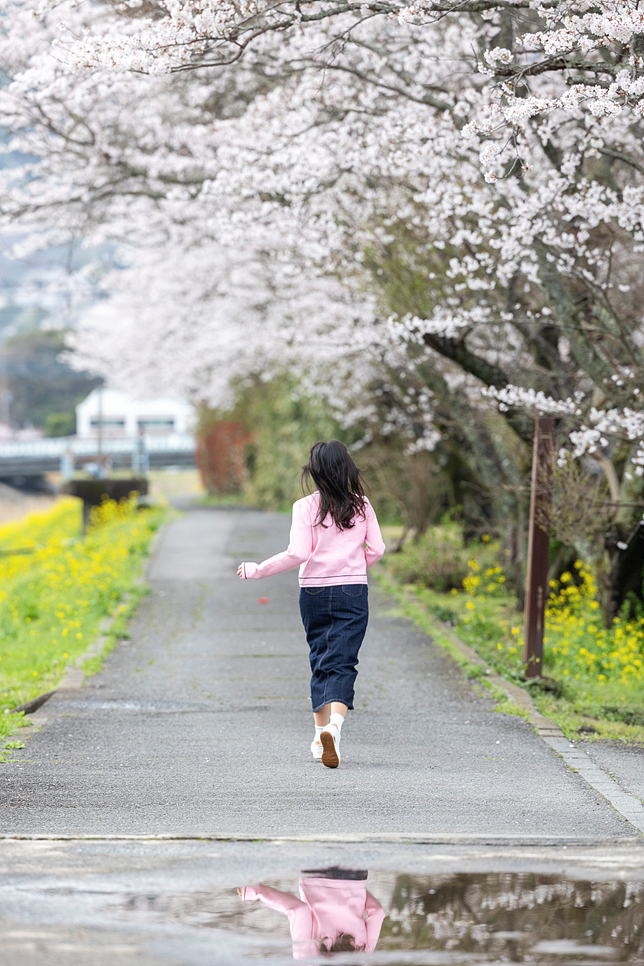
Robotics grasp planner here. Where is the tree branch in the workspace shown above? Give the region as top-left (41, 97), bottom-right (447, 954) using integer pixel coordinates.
top-left (421, 331), bottom-right (534, 442)
top-left (598, 146), bottom-right (644, 178)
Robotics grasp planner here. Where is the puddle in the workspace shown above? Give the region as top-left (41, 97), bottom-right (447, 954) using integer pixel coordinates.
top-left (3, 845), bottom-right (644, 966)
top-left (100, 868), bottom-right (644, 964)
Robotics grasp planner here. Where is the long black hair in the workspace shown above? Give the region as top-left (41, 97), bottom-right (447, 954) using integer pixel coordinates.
top-left (301, 440), bottom-right (366, 530)
top-left (319, 933), bottom-right (366, 954)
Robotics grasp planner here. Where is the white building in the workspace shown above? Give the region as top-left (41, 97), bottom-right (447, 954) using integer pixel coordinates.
top-left (76, 389), bottom-right (195, 438)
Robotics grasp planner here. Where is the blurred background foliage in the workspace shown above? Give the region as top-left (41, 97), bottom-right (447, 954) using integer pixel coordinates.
top-left (197, 374), bottom-right (343, 512)
top-left (196, 370), bottom-right (530, 599)
top-left (197, 372), bottom-right (506, 531)
top-left (0, 329), bottom-right (100, 435)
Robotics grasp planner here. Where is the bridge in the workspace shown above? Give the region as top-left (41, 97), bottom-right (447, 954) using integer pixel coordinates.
top-left (0, 434), bottom-right (196, 483)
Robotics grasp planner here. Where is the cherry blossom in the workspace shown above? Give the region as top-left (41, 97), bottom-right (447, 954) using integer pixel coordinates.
top-left (2, 0), bottom-right (644, 521)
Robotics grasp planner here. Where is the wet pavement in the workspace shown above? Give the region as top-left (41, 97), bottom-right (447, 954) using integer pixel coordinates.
top-left (2, 508), bottom-right (644, 963)
top-left (1, 839), bottom-right (644, 965)
top-left (579, 742), bottom-right (644, 804)
top-left (0, 508), bottom-right (639, 838)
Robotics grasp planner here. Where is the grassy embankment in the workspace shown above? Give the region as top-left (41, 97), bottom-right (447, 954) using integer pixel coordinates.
top-left (379, 524), bottom-right (644, 742)
top-left (0, 497), bottom-right (166, 758)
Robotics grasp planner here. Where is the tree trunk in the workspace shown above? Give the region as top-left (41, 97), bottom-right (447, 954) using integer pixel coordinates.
top-left (605, 525), bottom-right (644, 622)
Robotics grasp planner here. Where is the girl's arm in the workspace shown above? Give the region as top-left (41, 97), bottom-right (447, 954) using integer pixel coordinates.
top-left (240, 500), bottom-right (312, 579)
top-left (364, 891), bottom-right (386, 951)
top-left (240, 885), bottom-right (314, 939)
top-left (364, 503), bottom-right (386, 569)
top-left (240, 884), bottom-right (307, 914)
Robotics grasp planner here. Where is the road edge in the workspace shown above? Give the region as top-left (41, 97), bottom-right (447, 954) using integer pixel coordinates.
top-left (10, 520), bottom-right (168, 745)
top-left (378, 577), bottom-right (644, 836)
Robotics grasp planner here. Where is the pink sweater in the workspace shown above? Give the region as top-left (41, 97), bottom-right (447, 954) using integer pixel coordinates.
top-left (240, 493), bottom-right (385, 587)
top-left (241, 878), bottom-right (385, 959)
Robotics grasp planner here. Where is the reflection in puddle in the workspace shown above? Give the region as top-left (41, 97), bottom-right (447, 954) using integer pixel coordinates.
top-left (118, 868), bottom-right (644, 963)
top-left (239, 866), bottom-right (384, 958)
top-left (380, 872), bottom-right (643, 963)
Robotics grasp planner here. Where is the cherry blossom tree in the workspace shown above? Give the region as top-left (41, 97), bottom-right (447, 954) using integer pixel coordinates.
top-left (4, 0), bottom-right (644, 610)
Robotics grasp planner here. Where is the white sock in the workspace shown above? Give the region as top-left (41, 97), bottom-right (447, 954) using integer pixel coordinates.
top-left (329, 712), bottom-right (344, 733)
top-left (314, 725), bottom-right (324, 739)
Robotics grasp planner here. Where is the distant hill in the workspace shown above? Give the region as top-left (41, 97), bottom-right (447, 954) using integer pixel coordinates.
top-left (0, 329), bottom-right (101, 433)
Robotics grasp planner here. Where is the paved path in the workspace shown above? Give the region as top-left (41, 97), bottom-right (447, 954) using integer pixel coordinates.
top-left (0, 509), bottom-right (638, 837)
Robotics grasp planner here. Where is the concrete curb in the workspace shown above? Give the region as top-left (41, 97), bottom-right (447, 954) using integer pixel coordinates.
top-left (425, 614), bottom-right (644, 835)
top-left (0, 832), bottom-right (638, 846)
top-left (14, 601), bottom-right (134, 741)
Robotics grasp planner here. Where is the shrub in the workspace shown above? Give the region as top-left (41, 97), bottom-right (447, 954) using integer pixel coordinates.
top-left (388, 525), bottom-right (474, 592)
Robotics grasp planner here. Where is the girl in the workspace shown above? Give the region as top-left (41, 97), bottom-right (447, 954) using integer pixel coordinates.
top-left (238, 868), bottom-right (385, 959)
top-left (238, 440), bottom-right (385, 768)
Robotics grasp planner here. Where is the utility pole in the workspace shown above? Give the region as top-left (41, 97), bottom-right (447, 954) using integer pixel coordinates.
top-left (0, 357), bottom-right (11, 427)
top-left (96, 382), bottom-right (109, 479)
top-left (97, 383), bottom-right (104, 460)
top-left (523, 416), bottom-right (555, 678)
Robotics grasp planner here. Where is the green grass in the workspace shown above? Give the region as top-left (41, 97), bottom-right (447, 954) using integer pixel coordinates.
top-left (531, 691), bottom-right (644, 742)
top-left (378, 561), bottom-right (644, 743)
top-left (196, 492), bottom-right (251, 507)
top-left (0, 498), bottom-right (166, 756)
top-left (80, 583), bottom-right (150, 679)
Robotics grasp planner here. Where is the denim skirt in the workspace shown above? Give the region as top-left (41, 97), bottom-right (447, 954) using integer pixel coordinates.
top-left (299, 584), bottom-right (369, 712)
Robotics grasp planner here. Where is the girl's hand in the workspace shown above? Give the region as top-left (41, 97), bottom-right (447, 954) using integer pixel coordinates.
top-left (237, 565), bottom-right (244, 579)
top-left (237, 887), bottom-right (243, 897)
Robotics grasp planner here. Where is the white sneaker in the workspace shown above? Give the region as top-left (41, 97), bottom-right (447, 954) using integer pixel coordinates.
top-left (320, 725), bottom-right (341, 768)
top-left (311, 737), bottom-right (323, 760)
